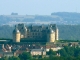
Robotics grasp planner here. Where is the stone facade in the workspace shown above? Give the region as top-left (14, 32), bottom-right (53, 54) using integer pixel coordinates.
top-left (31, 49), bottom-right (46, 56)
top-left (13, 24), bottom-right (59, 42)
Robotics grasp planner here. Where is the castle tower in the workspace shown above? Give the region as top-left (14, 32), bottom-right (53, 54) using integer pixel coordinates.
top-left (23, 25), bottom-right (27, 38)
top-left (17, 24), bottom-right (27, 38)
top-left (47, 28), bottom-right (55, 42)
top-left (13, 25), bottom-right (20, 42)
top-left (55, 28), bottom-right (59, 40)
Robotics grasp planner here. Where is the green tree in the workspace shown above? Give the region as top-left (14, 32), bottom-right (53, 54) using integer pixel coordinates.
top-left (47, 49), bottom-right (56, 55)
top-left (18, 52), bottom-right (31, 60)
top-left (1, 56), bottom-right (8, 60)
top-left (58, 48), bottom-right (68, 57)
top-left (9, 56), bottom-right (20, 60)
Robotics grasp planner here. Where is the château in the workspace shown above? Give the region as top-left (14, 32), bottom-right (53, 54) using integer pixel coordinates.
top-left (13, 24), bottom-right (58, 42)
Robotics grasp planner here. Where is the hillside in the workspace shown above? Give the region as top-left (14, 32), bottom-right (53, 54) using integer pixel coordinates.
top-left (0, 12), bottom-right (80, 25)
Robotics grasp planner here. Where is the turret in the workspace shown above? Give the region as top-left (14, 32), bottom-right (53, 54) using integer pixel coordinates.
top-left (23, 25), bottom-right (27, 38)
top-left (17, 24), bottom-right (27, 38)
top-left (55, 27), bottom-right (59, 40)
top-left (13, 25), bottom-right (20, 42)
top-left (47, 28), bottom-right (55, 42)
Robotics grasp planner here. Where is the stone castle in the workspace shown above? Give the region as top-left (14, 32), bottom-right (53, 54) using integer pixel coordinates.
top-left (13, 24), bottom-right (58, 42)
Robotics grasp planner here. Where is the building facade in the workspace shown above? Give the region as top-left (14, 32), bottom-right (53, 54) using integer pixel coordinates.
top-left (13, 24), bottom-right (58, 42)
top-left (31, 49), bottom-right (46, 56)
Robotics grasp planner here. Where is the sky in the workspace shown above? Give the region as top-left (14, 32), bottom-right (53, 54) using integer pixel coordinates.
top-left (0, 0), bottom-right (80, 15)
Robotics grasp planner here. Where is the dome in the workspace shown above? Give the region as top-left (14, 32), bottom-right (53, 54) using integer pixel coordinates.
top-left (49, 28), bottom-right (54, 33)
top-left (13, 28), bottom-right (20, 33)
top-left (50, 29), bottom-right (54, 33)
top-left (13, 25), bottom-right (20, 33)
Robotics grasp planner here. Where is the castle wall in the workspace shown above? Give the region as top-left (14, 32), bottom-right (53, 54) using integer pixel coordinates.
top-left (26, 32), bottom-right (47, 40)
top-left (13, 33), bottom-right (20, 42)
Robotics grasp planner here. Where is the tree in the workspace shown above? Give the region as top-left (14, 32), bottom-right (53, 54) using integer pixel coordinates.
top-left (9, 56), bottom-right (20, 60)
top-left (18, 52), bottom-right (32, 60)
top-left (1, 56), bottom-right (8, 60)
top-left (47, 49), bottom-right (56, 55)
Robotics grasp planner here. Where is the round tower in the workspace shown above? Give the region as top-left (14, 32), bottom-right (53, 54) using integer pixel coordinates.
top-left (23, 25), bottom-right (27, 38)
top-left (47, 28), bottom-right (55, 42)
top-left (13, 26), bottom-right (20, 42)
top-left (55, 28), bottom-right (59, 40)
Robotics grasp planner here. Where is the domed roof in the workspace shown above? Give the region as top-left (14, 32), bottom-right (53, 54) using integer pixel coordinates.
top-left (49, 28), bottom-right (54, 33)
top-left (50, 29), bottom-right (54, 33)
top-left (13, 25), bottom-right (20, 33)
top-left (13, 28), bottom-right (20, 33)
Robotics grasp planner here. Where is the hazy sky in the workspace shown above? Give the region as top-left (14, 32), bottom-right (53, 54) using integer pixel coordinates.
top-left (0, 0), bottom-right (80, 15)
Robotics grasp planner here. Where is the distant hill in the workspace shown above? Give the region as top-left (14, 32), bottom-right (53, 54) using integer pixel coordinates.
top-left (0, 12), bottom-right (80, 25)
top-left (51, 12), bottom-right (80, 18)
top-left (51, 12), bottom-right (80, 24)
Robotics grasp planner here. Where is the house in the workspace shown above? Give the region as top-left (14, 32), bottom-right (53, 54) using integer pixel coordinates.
top-left (31, 49), bottom-right (46, 56)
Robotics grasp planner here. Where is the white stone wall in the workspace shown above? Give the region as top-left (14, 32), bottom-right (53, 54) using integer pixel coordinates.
top-left (16, 33), bottom-right (20, 42)
top-left (31, 51), bottom-right (42, 55)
